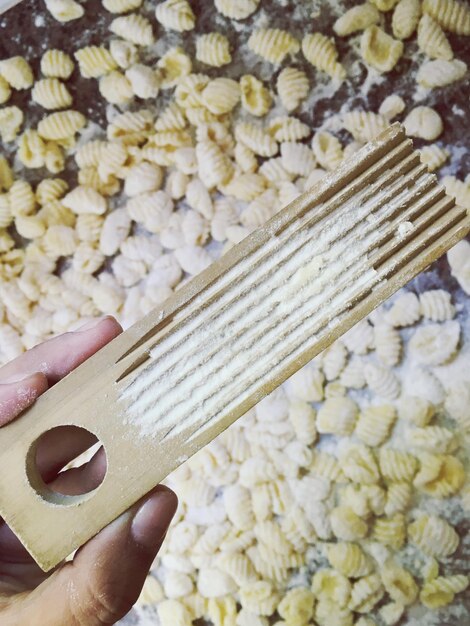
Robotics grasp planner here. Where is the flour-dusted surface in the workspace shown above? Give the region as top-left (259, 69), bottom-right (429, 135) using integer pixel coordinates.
top-left (1, 0), bottom-right (470, 624)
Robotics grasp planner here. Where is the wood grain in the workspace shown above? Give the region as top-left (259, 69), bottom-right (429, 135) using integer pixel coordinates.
top-left (0, 123), bottom-right (467, 572)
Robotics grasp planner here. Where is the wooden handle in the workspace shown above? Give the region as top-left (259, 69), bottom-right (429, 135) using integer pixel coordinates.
top-left (0, 123), bottom-right (467, 572)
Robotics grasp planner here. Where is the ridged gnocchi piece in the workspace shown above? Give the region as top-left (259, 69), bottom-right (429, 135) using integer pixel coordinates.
top-left (44, 0), bottom-right (84, 22)
top-left (276, 67), bottom-right (309, 112)
top-left (155, 0), bottom-right (196, 31)
top-left (32, 78), bottom-right (72, 110)
top-left (110, 14), bottom-right (155, 45)
top-left (418, 14), bottom-right (453, 60)
top-left (196, 33), bottom-right (232, 67)
top-left (102, 0), bottom-right (142, 13)
top-left (422, 0), bottom-right (470, 35)
top-left (214, 0), bottom-right (260, 19)
top-left (317, 396), bottom-right (358, 436)
top-left (342, 111), bottom-right (390, 142)
top-left (420, 575), bottom-right (469, 608)
top-left (392, 0), bottom-right (421, 39)
top-left (37, 110), bottom-right (86, 140)
top-left (364, 362), bottom-right (400, 399)
top-left (408, 513), bottom-right (459, 557)
top-left (327, 542), bottom-right (374, 578)
top-left (240, 75), bottom-right (272, 117)
top-left (312, 131), bottom-right (343, 171)
top-left (334, 3), bottom-right (380, 36)
top-left (40, 49), bottom-right (74, 79)
top-left (248, 29), bottom-right (300, 65)
top-left (360, 26), bottom-right (404, 73)
top-left (416, 58), bottom-right (467, 88)
top-left (75, 45), bottom-right (117, 78)
top-left (409, 320), bottom-right (460, 366)
top-left (418, 144), bottom-right (450, 173)
top-left (302, 33), bottom-right (346, 80)
top-left (0, 56), bottom-right (33, 90)
top-left (356, 404), bottom-right (397, 446)
top-left (0, 106), bottom-right (24, 142)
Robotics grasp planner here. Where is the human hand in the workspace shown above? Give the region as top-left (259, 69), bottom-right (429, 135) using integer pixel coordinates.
top-left (0, 316), bottom-right (177, 626)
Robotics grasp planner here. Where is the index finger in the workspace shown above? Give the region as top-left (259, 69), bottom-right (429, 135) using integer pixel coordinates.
top-left (0, 316), bottom-right (123, 386)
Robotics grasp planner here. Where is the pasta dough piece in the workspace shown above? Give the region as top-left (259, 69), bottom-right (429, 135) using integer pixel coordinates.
top-left (373, 514), bottom-right (406, 549)
top-left (385, 291), bottom-right (421, 326)
top-left (214, 0), bottom-right (259, 19)
top-left (414, 452), bottom-right (464, 496)
top-left (420, 575), bottom-right (469, 608)
top-left (416, 59), bottom-right (467, 87)
top-left (235, 122), bottom-right (278, 158)
top-left (334, 3), bottom-right (380, 36)
top-left (360, 26), bottom-right (404, 73)
top-left (373, 323), bottom-right (401, 366)
top-left (277, 588), bottom-right (315, 624)
top-left (419, 144), bottom-right (449, 172)
top-left (392, 0), bottom-right (421, 39)
top-left (32, 78), bottom-right (72, 110)
top-left (44, 0), bottom-right (84, 21)
top-left (196, 33), bottom-right (231, 67)
top-left (312, 131), bottom-right (343, 171)
top-left (109, 40), bottom-right (138, 70)
top-left (317, 396), bottom-right (358, 436)
top-left (103, 0), bottom-right (142, 12)
top-left (110, 14), bottom-right (155, 45)
top-left (0, 56), bottom-right (33, 90)
top-left (75, 46), bottom-right (117, 78)
top-left (379, 448), bottom-right (418, 481)
top-left (419, 289), bottom-right (455, 321)
top-left (422, 0), bottom-right (470, 35)
top-left (364, 363), bottom-right (400, 399)
top-left (155, 0), bottom-right (195, 32)
top-left (408, 320), bottom-right (460, 365)
top-left (408, 514), bottom-right (459, 558)
top-left (342, 111), bottom-right (389, 142)
top-left (327, 542), bottom-right (373, 578)
top-left (37, 110), bottom-right (86, 140)
top-left (248, 29), bottom-right (300, 65)
top-left (125, 64), bottom-right (160, 98)
top-left (0, 76), bottom-right (11, 104)
top-left (417, 14), bottom-right (453, 60)
top-left (370, 0), bottom-right (399, 9)
top-left (302, 33), bottom-right (346, 80)
top-left (63, 186), bottom-right (107, 215)
top-left (17, 130), bottom-right (47, 169)
top-left (330, 506), bottom-right (368, 541)
top-left (276, 68), bottom-right (309, 112)
top-left (355, 404), bottom-right (396, 446)
top-left (202, 78), bottom-right (240, 115)
top-left (403, 106), bottom-right (443, 141)
top-left (40, 49), bottom-right (74, 79)
top-left (378, 94), bottom-right (405, 120)
top-left (99, 71), bottom-right (133, 104)
top-left (240, 75), bottom-right (272, 117)
top-left (0, 106), bottom-right (24, 142)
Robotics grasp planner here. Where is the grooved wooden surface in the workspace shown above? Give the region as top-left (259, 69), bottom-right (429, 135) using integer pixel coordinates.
top-left (0, 124), bottom-right (468, 572)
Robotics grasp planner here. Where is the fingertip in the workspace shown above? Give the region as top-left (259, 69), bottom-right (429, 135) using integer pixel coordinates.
top-left (131, 487), bottom-right (178, 552)
top-left (0, 371), bottom-right (49, 426)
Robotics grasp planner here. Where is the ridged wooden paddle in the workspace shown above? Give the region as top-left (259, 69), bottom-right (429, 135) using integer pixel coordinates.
top-left (0, 123), bottom-right (468, 572)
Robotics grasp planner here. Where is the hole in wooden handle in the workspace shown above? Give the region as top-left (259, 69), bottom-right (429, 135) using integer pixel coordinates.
top-left (25, 425), bottom-right (107, 507)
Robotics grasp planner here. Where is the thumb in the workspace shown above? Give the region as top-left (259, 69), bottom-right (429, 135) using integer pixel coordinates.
top-left (14, 486), bottom-right (177, 626)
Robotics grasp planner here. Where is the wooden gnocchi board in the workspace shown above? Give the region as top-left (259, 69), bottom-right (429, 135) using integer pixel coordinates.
top-left (0, 123), bottom-right (468, 572)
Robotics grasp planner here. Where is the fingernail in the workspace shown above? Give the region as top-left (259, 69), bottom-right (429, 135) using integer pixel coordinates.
top-left (1, 372), bottom-right (42, 385)
top-left (76, 315), bottom-right (113, 332)
top-left (131, 490), bottom-right (177, 550)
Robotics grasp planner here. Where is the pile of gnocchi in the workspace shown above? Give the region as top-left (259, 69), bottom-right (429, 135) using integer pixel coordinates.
top-left (0, 0), bottom-right (470, 624)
